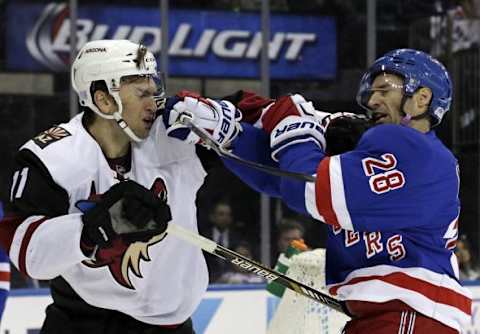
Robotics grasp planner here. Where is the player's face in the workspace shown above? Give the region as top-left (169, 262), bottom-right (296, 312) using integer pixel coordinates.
top-left (119, 77), bottom-right (158, 139)
top-left (367, 73), bottom-right (405, 125)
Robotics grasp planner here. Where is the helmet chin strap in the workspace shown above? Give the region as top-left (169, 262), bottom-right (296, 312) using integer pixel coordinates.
top-left (111, 94), bottom-right (143, 143)
top-left (88, 89), bottom-right (144, 142)
top-left (399, 94), bottom-right (430, 126)
top-left (399, 94), bottom-right (412, 126)
top-left (112, 111), bottom-right (142, 143)
top-left (400, 113), bottom-right (412, 126)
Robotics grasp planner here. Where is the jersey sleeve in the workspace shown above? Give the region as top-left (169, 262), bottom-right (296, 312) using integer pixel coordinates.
top-left (1, 149), bottom-right (88, 280)
top-left (0, 249), bottom-right (9, 321)
top-left (311, 125), bottom-right (459, 231)
top-left (277, 139), bottom-right (327, 219)
top-left (276, 124), bottom-right (459, 232)
top-left (222, 123), bottom-right (282, 197)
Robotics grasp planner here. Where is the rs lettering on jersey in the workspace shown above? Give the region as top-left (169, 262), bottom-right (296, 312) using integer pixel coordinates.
top-left (361, 153), bottom-right (406, 194)
top-left (345, 230), bottom-right (360, 247)
top-left (33, 126), bottom-right (71, 149)
top-left (387, 235), bottom-right (406, 261)
top-left (335, 228), bottom-right (407, 262)
top-left (364, 232), bottom-right (383, 258)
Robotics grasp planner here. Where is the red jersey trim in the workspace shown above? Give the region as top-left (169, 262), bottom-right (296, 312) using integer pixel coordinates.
top-left (315, 157), bottom-right (340, 228)
top-left (18, 217), bottom-right (48, 276)
top-left (329, 271), bottom-right (471, 315)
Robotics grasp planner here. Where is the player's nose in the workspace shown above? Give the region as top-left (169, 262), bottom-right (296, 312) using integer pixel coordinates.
top-left (145, 97), bottom-right (156, 113)
top-left (367, 92), bottom-right (381, 110)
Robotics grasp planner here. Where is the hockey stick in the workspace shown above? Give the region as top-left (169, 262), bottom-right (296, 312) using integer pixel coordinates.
top-left (179, 115), bottom-right (316, 183)
top-left (167, 223), bottom-right (351, 316)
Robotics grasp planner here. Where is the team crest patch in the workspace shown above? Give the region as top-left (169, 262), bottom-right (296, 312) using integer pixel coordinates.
top-left (81, 178), bottom-right (169, 290)
top-left (33, 126), bottom-right (71, 149)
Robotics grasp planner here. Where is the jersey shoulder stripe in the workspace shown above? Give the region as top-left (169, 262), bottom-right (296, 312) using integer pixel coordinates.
top-left (313, 155), bottom-right (353, 230)
top-left (0, 249), bottom-right (9, 291)
top-left (312, 124), bottom-right (458, 232)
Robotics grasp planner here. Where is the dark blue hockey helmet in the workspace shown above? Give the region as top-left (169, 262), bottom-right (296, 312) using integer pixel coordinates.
top-left (356, 49), bottom-right (452, 127)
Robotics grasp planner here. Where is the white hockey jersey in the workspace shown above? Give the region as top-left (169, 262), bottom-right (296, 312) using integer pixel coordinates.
top-left (4, 113), bottom-right (208, 325)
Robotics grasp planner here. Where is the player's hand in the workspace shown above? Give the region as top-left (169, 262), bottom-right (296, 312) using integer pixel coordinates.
top-left (270, 115), bottom-right (327, 162)
top-left (220, 90), bottom-right (274, 127)
top-left (259, 94), bottom-right (327, 161)
top-left (162, 90), bottom-right (242, 147)
top-left (76, 181), bottom-right (171, 256)
top-left (260, 94), bottom-right (327, 133)
top-left (269, 111), bottom-right (372, 160)
top-left (324, 112), bottom-right (373, 155)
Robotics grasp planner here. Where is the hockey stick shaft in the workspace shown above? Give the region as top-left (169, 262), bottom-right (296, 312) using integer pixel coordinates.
top-left (167, 223), bottom-right (350, 316)
top-left (179, 116), bottom-right (316, 183)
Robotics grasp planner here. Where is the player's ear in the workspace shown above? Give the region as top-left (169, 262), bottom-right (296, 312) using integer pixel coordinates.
top-left (94, 90), bottom-right (115, 115)
top-left (415, 87), bottom-right (432, 111)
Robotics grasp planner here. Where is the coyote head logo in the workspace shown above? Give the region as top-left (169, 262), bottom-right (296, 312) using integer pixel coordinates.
top-left (83, 178), bottom-right (168, 289)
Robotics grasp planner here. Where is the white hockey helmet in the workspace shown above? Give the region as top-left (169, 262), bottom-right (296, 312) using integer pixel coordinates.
top-left (71, 39), bottom-right (164, 142)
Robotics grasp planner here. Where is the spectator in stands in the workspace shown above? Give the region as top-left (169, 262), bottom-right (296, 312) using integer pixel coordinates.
top-left (200, 200), bottom-right (243, 282)
top-left (217, 241), bottom-right (265, 284)
top-left (275, 219), bottom-right (305, 256)
top-left (455, 234), bottom-right (480, 280)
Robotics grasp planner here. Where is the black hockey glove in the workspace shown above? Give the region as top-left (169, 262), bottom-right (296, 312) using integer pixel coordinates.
top-left (77, 180), bottom-right (171, 251)
top-left (324, 113), bottom-right (373, 156)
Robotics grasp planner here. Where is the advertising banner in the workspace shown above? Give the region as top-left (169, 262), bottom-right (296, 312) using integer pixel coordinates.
top-left (0, 286), bottom-right (271, 334)
top-left (6, 3), bottom-right (336, 79)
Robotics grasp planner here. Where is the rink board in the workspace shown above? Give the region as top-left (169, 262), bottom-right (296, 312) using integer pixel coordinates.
top-left (1, 283), bottom-right (479, 334)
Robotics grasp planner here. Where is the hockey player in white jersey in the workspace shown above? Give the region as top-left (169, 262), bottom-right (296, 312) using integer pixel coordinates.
top-left (0, 40), bottom-right (208, 333)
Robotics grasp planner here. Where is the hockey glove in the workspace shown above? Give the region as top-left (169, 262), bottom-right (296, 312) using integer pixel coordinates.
top-left (221, 90), bottom-right (274, 126)
top-left (269, 111), bottom-right (372, 160)
top-left (324, 112), bottom-right (373, 155)
top-left (162, 90), bottom-right (242, 148)
top-left (270, 115), bottom-right (327, 162)
top-left (76, 180), bottom-right (171, 256)
top-left (258, 94), bottom-right (322, 133)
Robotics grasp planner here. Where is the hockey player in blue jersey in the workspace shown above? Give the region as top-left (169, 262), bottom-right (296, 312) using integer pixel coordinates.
top-left (163, 49), bottom-right (472, 333)
top-left (0, 248), bottom-right (9, 321)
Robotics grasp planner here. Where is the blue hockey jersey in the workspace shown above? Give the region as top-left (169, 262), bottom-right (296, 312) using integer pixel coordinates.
top-left (225, 123), bottom-right (471, 331)
top-left (0, 248), bottom-right (9, 321)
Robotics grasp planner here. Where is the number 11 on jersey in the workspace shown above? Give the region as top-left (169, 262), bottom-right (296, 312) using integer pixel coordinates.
top-left (10, 167), bottom-right (29, 201)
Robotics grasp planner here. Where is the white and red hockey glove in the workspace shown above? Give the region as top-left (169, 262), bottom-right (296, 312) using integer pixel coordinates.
top-left (257, 94), bottom-right (327, 161)
top-left (222, 90), bottom-right (274, 127)
top-left (260, 94), bottom-right (372, 158)
top-left (269, 115), bottom-right (327, 161)
top-left (162, 90), bottom-right (242, 148)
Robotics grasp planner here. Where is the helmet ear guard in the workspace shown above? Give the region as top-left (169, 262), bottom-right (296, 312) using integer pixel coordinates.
top-left (356, 49), bottom-right (452, 127)
top-left (71, 40), bottom-right (165, 141)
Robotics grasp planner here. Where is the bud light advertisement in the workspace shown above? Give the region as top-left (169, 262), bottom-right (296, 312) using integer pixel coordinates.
top-left (6, 2), bottom-right (336, 79)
